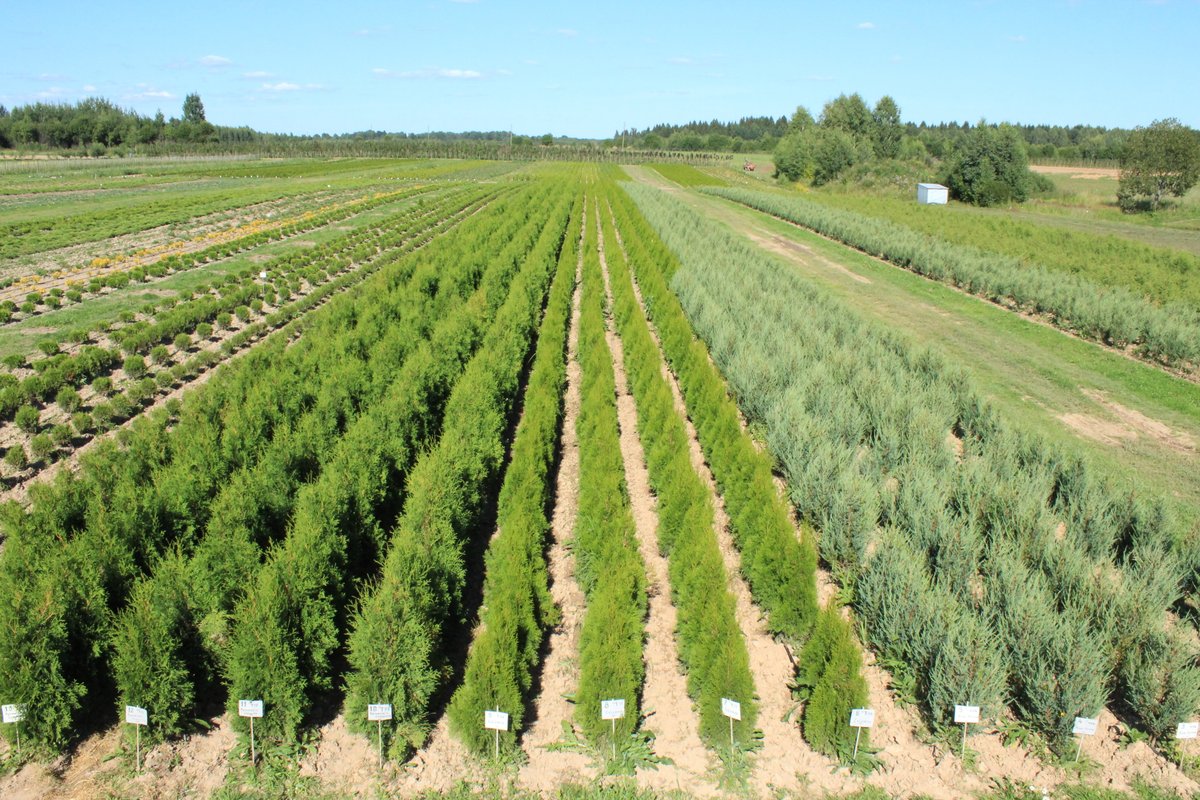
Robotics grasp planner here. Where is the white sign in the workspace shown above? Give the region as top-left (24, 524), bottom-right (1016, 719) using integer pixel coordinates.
top-left (849, 708), bottom-right (876, 728)
top-left (368, 704), bottom-right (393, 722)
top-left (125, 705), bottom-right (148, 726)
top-left (259, 271), bottom-right (269, 281)
top-left (1177, 722), bottom-right (1199, 740)
top-left (484, 710), bottom-right (509, 731)
top-left (954, 705), bottom-right (980, 724)
top-left (721, 698), bottom-right (741, 721)
top-left (1072, 716), bottom-right (1098, 736)
top-left (1, 704), bottom-right (24, 724)
top-left (238, 700), bottom-right (264, 719)
top-left (601, 699), bottom-right (626, 721)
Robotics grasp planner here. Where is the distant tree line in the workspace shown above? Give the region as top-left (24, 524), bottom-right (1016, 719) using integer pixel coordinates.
top-left (0, 95), bottom-right (265, 154)
top-left (612, 116), bottom-right (791, 153)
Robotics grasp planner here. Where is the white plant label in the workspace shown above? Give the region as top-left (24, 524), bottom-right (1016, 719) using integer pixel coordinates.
top-left (125, 705), bottom-right (148, 726)
top-left (1177, 722), bottom-right (1199, 740)
top-left (1072, 716), bottom-right (1098, 736)
top-left (954, 705), bottom-right (980, 724)
top-left (484, 710), bottom-right (509, 731)
top-left (238, 699), bottom-right (264, 719)
top-left (368, 704), bottom-right (393, 722)
top-left (1, 704), bottom-right (24, 723)
top-left (259, 271), bottom-right (269, 281)
top-left (721, 698), bottom-right (741, 721)
top-left (849, 708), bottom-right (876, 728)
top-left (601, 699), bottom-right (626, 721)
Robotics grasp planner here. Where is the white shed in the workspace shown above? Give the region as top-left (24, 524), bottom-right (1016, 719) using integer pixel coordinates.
top-left (916, 183), bottom-right (949, 205)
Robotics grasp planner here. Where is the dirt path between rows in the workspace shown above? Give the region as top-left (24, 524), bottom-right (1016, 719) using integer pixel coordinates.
top-left (595, 209), bottom-right (714, 796)
top-left (604, 200), bottom-right (854, 795)
top-left (518, 205), bottom-right (594, 790)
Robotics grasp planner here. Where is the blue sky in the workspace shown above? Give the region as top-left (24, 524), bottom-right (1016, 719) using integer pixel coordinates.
top-left (3, 0), bottom-right (1198, 138)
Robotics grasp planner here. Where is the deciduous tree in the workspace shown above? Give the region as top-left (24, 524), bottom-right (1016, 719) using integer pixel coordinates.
top-left (1118, 118), bottom-right (1200, 212)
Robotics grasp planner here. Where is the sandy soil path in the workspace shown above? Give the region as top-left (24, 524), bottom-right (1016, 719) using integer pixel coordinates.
top-left (518, 205), bottom-right (594, 790)
top-left (595, 208), bottom-right (715, 796)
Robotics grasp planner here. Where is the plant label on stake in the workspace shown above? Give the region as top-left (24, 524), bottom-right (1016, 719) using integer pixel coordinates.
top-left (954, 704), bottom-right (979, 762)
top-left (125, 705), bottom-right (148, 771)
top-left (1176, 722), bottom-right (1199, 740)
top-left (721, 698), bottom-right (741, 748)
top-left (238, 700), bottom-right (264, 766)
top-left (601, 699), bottom-right (626, 759)
top-left (849, 708), bottom-right (875, 760)
top-left (368, 704), bottom-right (393, 770)
top-left (484, 710), bottom-right (509, 759)
top-left (2, 704), bottom-right (24, 755)
top-left (1072, 716), bottom-right (1098, 762)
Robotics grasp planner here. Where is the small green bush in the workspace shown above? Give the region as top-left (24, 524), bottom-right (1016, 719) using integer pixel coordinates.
top-left (29, 433), bottom-right (55, 462)
top-left (798, 607), bottom-right (869, 759)
top-left (123, 355), bottom-right (147, 378)
top-left (14, 405), bottom-right (40, 434)
top-left (4, 445), bottom-right (28, 470)
top-left (56, 386), bottom-right (81, 413)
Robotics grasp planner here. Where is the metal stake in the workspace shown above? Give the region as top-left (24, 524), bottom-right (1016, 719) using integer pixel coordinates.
top-left (611, 718), bottom-right (617, 760)
top-left (853, 726), bottom-right (862, 760)
top-left (729, 716), bottom-right (735, 749)
top-left (961, 722), bottom-right (968, 761)
top-left (250, 716), bottom-right (256, 766)
top-left (1075, 737), bottom-right (1082, 763)
top-left (136, 723), bottom-right (141, 772)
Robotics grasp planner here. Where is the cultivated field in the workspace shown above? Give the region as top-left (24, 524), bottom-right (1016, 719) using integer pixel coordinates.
top-left (0, 157), bottom-right (1197, 800)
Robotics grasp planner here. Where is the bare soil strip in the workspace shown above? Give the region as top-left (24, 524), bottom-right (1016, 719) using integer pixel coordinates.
top-left (595, 212), bottom-right (713, 796)
top-left (0, 715), bottom-right (236, 800)
top-left (604, 201), bottom-right (842, 794)
top-left (519, 209), bottom-right (594, 790)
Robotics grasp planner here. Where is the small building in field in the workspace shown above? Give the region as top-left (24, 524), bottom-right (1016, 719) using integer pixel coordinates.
top-left (916, 183), bottom-right (949, 205)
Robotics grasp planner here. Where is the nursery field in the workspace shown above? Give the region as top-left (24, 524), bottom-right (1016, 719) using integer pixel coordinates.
top-left (0, 158), bottom-right (1198, 800)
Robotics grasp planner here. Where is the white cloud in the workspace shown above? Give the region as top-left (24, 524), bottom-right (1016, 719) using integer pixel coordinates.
top-left (200, 54), bottom-right (233, 67)
top-left (556, 28), bottom-right (578, 37)
top-left (668, 56), bottom-right (694, 65)
top-left (373, 67), bottom-right (483, 79)
top-left (243, 70), bottom-right (273, 79)
top-left (82, 84), bottom-right (97, 92)
top-left (1008, 34), bottom-right (1028, 43)
top-left (126, 86), bottom-right (175, 100)
top-left (448, 0), bottom-right (480, 4)
top-left (259, 82), bottom-right (324, 92)
top-left (856, 21), bottom-right (876, 29)
top-left (353, 25), bottom-right (391, 36)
